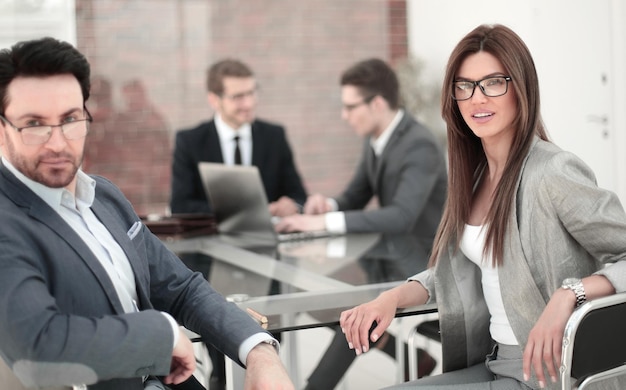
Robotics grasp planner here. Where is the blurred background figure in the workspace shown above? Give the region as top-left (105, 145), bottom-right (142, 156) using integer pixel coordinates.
top-left (275, 58), bottom-right (447, 390)
top-left (169, 58), bottom-right (307, 390)
top-left (170, 58), bottom-right (307, 218)
top-left (85, 78), bottom-right (172, 216)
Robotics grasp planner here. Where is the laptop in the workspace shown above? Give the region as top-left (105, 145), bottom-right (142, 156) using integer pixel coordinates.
top-left (197, 162), bottom-right (334, 243)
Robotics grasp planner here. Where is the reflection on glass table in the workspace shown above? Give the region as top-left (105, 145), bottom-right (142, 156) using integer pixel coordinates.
top-left (166, 231), bottom-right (435, 330)
top-left (165, 232), bottom-right (437, 389)
top-left (229, 282), bottom-right (437, 333)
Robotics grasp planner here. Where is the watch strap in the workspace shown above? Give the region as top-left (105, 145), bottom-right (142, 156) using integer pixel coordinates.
top-left (563, 279), bottom-right (586, 307)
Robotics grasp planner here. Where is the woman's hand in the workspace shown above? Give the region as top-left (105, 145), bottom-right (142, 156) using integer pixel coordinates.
top-left (340, 281), bottom-right (429, 356)
top-left (339, 290), bottom-right (400, 355)
top-left (522, 288), bottom-right (574, 387)
top-left (523, 275), bottom-right (615, 388)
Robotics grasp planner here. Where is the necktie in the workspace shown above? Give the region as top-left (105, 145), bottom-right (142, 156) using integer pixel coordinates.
top-left (233, 136), bottom-right (242, 165)
top-left (371, 147), bottom-right (378, 170)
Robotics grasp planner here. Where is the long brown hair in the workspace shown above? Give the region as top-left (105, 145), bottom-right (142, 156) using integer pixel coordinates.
top-left (430, 24), bottom-right (549, 267)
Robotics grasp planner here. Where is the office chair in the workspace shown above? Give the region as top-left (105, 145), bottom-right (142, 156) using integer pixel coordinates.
top-left (168, 376), bottom-right (207, 390)
top-left (560, 292), bottom-right (626, 389)
top-left (406, 318), bottom-right (441, 381)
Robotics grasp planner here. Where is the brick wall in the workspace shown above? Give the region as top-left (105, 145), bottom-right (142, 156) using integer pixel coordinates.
top-left (75, 0), bottom-right (407, 215)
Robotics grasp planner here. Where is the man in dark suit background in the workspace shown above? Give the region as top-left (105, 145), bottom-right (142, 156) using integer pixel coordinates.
top-left (170, 58), bottom-right (306, 389)
top-left (0, 37), bottom-right (293, 390)
top-left (276, 58), bottom-right (447, 389)
top-left (170, 58), bottom-right (307, 217)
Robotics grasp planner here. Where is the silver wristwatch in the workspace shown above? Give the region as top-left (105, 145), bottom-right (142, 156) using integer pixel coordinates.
top-left (561, 278), bottom-right (586, 307)
top-left (261, 338), bottom-right (279, 352)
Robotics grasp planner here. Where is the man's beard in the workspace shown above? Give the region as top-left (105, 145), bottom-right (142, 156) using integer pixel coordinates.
top-left (4, 134), bottom-right (81, 188)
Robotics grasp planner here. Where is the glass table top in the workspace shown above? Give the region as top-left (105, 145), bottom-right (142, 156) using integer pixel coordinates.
top-left (165, 232), bottom-right (436, 332)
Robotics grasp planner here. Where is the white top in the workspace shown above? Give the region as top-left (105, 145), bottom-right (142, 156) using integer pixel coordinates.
top-left (460, 224), bottom-right (518, 345)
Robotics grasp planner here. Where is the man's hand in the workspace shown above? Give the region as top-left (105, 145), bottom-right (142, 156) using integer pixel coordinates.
top-left (245, 342), bottom-right (294, 390)
top-left (269, 196), bottom-right (300, 217)
top-left (163, 328), bottom-right (196, 385)
top-left (303, 194), bottom-right (332, 215)
top-left (274, 214), bottom-right (325, 233)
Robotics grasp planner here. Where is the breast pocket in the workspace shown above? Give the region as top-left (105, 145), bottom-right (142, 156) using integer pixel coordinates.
top-left (126, 221), bottom-right (149, 285)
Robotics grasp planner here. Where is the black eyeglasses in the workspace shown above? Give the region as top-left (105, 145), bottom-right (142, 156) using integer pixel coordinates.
top-left (220, 87), bottom-right (259, 103)
top-left (0, 109), bottom-right (93, 145)
top-left (342, 95), bottom-right (376, 111)
top-left (452, 76), bottom-right (512, 101)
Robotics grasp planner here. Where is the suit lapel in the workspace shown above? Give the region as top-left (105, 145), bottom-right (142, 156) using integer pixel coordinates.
top-left (498, 137), bottom-right (546, 347)
top-left (0, 166), bottom-right (126, 314)
top-left (374, 113), bottom-right (408, 189)
top-left (250, 121), bottom-right (266, 166)
top-left (367, 144), bottom-right (378, 190)
top-left (35, 207), bottom-right (128, 315)
top-left (203, 122), bottom-right (225, 163)
top-left (90, 198), bottom-right (153, 310)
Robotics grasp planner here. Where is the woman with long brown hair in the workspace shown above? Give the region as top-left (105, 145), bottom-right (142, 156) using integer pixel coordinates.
top-left (339, 24), bottom-right (626, 389)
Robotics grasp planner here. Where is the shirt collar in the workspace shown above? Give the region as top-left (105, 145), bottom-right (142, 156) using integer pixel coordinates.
top-left (215, 113), bottom-right (252, 141)
top-left (2, 156), bottom-right (96, 211)
top-left (370, 109), bottom-right (403, 156)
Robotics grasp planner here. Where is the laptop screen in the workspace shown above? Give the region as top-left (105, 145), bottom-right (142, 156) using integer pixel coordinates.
top-left (198, 162), bottom-right (334, 243)
top-left (198, 162), bottom-right (277, 242)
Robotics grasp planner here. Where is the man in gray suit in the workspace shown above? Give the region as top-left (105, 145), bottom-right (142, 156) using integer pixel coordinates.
top-left (275, 58), bottom-right (446, 248)
top-left (276, 58), bottom-right (447, 389)
top-left (0, 37), bottom-right (293, 390)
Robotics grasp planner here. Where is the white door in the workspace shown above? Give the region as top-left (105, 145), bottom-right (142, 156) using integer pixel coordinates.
top-left (531, 0), bottom-right (615, 192)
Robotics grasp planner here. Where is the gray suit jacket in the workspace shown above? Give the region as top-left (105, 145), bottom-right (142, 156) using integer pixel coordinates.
top-left (0, 165), bottom-right (266, 389)
top-left (412, 138), bottom-right (626, 389)
top-left (335, 112), bottom-right (447, 249)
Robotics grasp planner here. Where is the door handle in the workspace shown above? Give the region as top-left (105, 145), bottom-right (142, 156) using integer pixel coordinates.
top-left (586, 114), bottom-right (608, 125)
top-left (586, 115), bottom-right (609, 138)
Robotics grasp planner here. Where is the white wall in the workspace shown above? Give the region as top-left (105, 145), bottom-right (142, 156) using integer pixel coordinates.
top-left (407, 0), bottom-right (626, 204)
top-left (407, 1), bottom-right (537, 84)
top-left (612, 0), bottom-right (626, 204)
top-left (0, 0), bottom-right (76, 48)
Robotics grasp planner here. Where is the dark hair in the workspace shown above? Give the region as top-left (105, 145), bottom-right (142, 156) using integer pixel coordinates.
top-left (206, 59), bottom-right (254, 95)
top-left (340, 58), bottom-right (400, 109)
top-left (430, 24), bottom-right (549, 267)
top-left (0, 37), bottom-right (91, 114)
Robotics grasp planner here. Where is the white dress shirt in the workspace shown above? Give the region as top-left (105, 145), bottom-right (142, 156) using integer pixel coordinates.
top-left (215, 114), bottom-right (252, 166)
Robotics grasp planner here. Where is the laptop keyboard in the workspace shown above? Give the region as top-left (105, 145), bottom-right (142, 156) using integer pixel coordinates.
top-left (276, 230), bottom-right (333, 242)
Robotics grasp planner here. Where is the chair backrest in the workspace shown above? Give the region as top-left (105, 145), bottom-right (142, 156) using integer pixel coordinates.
top-left (168, 376), bottom-right (207, 390)
top-left (560, 292), bottom-right (626, 389)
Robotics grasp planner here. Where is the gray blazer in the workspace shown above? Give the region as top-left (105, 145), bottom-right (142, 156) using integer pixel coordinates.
top-left (0, 165), bottom-right (266, 389)
top-left (335, 112), bottom-right (447, 249)
top-left (412, 138), bottom-right (626, 389)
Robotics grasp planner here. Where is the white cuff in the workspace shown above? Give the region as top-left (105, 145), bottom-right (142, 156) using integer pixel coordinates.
top-left (238, 332), bottom-right (280, 366)
top-left (160, 312), bottom-right (179, 349)
top-left (325, 211), bottom-right (346, 233)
